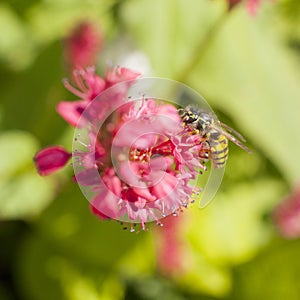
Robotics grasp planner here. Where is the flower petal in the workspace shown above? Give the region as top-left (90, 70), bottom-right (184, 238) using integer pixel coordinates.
top-left (105, 66), bottom-right (141, 87)
top-left (56, 100), bottom-right (88, 127)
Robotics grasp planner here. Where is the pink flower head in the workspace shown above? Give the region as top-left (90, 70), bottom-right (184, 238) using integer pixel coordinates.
top-left (64, 21), bottom-right (103, 70)
top-left (73, 95), bottom-right (206, 230)
top-left (273, 186), bottom-right (300, 239)
top-left (34, 146), bottom-right (71, 176)
top-left (36, 66), bottom-right (141, 178)
top-left (35, 63), bottom-right (208, 230)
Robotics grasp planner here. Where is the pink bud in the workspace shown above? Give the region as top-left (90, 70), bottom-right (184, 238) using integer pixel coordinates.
top-left (64, 21), bottom-right (103, 70)
top-left (34, 146), bottom-right (71, 176)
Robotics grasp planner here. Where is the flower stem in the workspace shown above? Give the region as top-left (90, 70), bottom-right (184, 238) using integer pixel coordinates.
top-left (175, 10), bottom-right (229, 83)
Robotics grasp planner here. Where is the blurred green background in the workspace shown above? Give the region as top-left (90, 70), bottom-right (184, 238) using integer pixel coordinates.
top-left (1, 0), bottom-right (300, 299)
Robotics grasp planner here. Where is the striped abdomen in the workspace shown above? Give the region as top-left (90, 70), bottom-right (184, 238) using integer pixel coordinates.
top-left (209, 132), bottom-right (229, 169)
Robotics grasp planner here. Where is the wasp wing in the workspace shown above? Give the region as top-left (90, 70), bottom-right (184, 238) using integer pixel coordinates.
top-left (220, 122), bottom-right (247, 142)
top-left (211, 125), bottom-right (252, 154)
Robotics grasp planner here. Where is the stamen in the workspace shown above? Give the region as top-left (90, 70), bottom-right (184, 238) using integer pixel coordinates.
top-left (73, 70), bottom-right (88, 93)
top-left (63, 79), bottom-right (86, 99)
top-left (161, 200), bottom-right (165, 217)
top-left (135, 95), bottom-right (146, 118)
top-left (74, 135), bottom-right (90, 148)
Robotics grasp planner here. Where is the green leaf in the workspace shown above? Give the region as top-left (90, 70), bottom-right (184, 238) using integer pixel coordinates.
top-left (35, 182), bottom-right (143, 267)
top-left (229, 239), bottom-right (300, 300)
top-left (123, 0), bottom-right (300, 184)
top-left (1, 41), bottom-right (68, 146)
top-left (124, 275), bottom-right (186, 300)
top-left (0, 131), bottom-right (55, 220)
top-left (0, 131), bottom-right (37, 180)
top-left (0, 284), bottom-right (12, 300)
top-left (0, 172), bottom-right (55, 220)
top-left (16, 235), bottom-right (125, 300)
top-left (175, 179), bottom-right (285, 297)
top-left (0, 4), bottom-right (34, 70)
top-left (122, 0), bottom-right (223, 77)
top-left (16, 236), bottom-right (66, 300)
top-left (27, 0), bottom-right (114, 46)
top-left (187, 179), bottom-right (285, 266)
top-left (188, 10), bottom-right (300, 184)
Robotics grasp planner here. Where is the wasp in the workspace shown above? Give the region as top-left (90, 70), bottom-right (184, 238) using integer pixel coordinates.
top-left (180, 106), bottom-right (252, 169)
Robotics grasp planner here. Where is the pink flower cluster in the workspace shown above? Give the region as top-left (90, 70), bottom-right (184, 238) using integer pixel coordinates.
top-left (35, 66), bottom-right (139, 176)
top-left (34, 66), bottom-right (205, 229)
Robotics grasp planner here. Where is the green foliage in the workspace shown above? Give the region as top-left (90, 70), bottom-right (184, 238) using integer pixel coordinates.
top-left (0, 131), bottom-right (55, 220)
top-left (190, 10), bottom-right (300, 185)
top-left (35, 182), bottom-right (144, 267)
top-left (229, 239), bottom-right (300, 299)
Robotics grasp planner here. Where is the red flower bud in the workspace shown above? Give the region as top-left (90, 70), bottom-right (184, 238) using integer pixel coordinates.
top-left (34, 146), bottom-right (71, 176)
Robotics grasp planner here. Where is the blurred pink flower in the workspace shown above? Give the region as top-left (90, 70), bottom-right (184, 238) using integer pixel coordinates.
top-left (64, 21), bottom-right (103, 70)
top-left (34, 146), bottom-right (71, 176)
top-left (156, 215), bottom-right (185, 275)
top-left (273, 186), bottom-right (300, 239)
top-left (227, 0), bottom-right (267, 15)
top-left (74, 98), bottom-right (204, 229)
top-left (246, 0), bottom-right (260, 15)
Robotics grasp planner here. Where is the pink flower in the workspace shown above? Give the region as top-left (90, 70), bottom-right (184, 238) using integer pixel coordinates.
top-left (34, 146), bottom-right (71, 176)
top-left (73, 97), bottom-right (205, 229)
top-left (35, 63), bottom-right (206, 229)
top-left (64, 21), bottom-right (103, 70)
top-left (273, 186), bottom-right (300, 239)
top-left (36, 65), bottom-right (141, 174)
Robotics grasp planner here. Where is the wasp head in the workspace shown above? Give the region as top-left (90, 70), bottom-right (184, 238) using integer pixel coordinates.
top-left (180, 107), bottom-right (199, 125)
